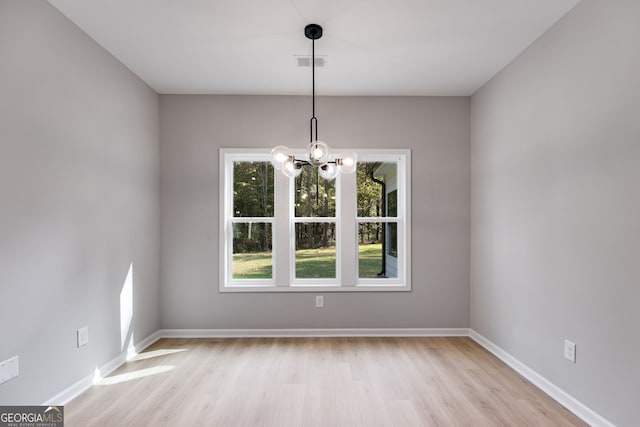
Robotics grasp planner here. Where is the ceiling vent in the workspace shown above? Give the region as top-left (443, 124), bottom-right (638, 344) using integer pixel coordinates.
top-left (295, 55), bottom-right (327, 67)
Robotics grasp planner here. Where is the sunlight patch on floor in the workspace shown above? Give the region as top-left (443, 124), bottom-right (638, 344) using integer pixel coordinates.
top-left (128, 348), bottom-right (188, 362)
top-left (96, 365), bottom-right (175, 386)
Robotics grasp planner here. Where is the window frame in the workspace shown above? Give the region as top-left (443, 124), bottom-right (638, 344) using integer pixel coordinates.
top-left (219, 148), bottom-right (411, 292)
top-left (355, 153), bottom-right (408, 287)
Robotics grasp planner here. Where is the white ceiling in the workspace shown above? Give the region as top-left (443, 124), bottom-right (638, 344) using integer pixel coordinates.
top-left (48, 0), bottom-right (579, 96)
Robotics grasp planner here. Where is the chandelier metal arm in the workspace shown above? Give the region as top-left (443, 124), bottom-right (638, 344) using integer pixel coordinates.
top-left (290, 158), bottom-right (338, 167)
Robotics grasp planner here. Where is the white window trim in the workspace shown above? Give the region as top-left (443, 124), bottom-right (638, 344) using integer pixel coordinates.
top-left (219, 148), bottom-right (411, 292)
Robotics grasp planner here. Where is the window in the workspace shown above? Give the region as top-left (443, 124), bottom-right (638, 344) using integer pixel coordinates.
top-left (294, 167), bottom-right (338, 283)
top-left (225, 156), bottom-right (275, 286)
top-left (357, 162), bottom-right (399, 281)
top-left (220, 149), bottom-right (410, 292)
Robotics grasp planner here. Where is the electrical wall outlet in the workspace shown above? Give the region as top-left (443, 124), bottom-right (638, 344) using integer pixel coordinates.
top-left (315, 295), bottom-right (324, 308)
top-left (0, 356), bottom-right (19, 385)
top-left (564, 339), bottom-right (576, 363)
top-left (77, 326), bottom-right (89, 347)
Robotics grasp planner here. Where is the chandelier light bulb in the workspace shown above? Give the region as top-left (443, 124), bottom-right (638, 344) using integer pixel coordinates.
top-left (307, 141), bottom-right (330, 166)
top-left (282, 159), bottom-right (303, 178)
top-left (271, 145), bottom-right (291, 170)
top-left (337, 151), bottom-right (358, 174)
top-left (319, 163), bottom-right (339, 180)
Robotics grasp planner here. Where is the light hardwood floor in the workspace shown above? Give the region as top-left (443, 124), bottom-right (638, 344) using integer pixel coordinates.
top-left (65, 337), bottom-right (587, 426)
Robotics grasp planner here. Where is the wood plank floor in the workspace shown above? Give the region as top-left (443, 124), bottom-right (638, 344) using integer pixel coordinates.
top-left (65, 337), bottom-right (587, 427)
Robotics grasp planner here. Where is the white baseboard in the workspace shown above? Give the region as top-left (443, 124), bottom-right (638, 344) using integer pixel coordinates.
top-left (469, 330), bottom-right (615, 427)
top-left (42, 370), bottom-right (100, 407)
top-left (132, 330), bottom-right (163, 356)
top-left (156, 327), bottom-right (470, 338)
top-left (42, 330), bottom-right (161, 406)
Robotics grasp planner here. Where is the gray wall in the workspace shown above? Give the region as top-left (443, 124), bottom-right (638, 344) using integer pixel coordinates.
top-left (0, 1), bottom-right (159, 404)
top-left (160, 95), bottom-right (470, 329)
top-left (470, 0), bottom-right (640, 425)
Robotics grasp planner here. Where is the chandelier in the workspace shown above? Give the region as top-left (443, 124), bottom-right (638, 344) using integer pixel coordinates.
top-left (271, 24), bottom-right (357, 180)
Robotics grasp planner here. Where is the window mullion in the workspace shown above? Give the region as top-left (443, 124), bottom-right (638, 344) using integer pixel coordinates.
top-left (339, 170), bottom-right (357, 287)
top-left (274, 170), bottom-right (290, 287)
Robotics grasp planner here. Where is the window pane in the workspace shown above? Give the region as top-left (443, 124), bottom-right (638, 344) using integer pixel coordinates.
top-left (232, 223), bottom-right (272, 279)
top-left (295, 167), bottom-right (336, 217)
top-left (387, 222), bottom-right (398, 257)
top-left (358, 222), bottom-right (398, 278)
top-left (357, 162), bottom-right (397, 217)
top-left (295, 223), bottom-right (336, 279)
top-left (388, 190), bottom-right (398, 217)
top-left (233, 161), bottom-right (274, 217)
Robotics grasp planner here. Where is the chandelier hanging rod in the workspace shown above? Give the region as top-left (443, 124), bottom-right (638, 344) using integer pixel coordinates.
top-left (308, 23), bottom-right (320, 143)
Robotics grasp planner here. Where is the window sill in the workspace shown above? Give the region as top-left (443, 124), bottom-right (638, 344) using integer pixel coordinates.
top-left (219, 284), bottom-right (411, 293)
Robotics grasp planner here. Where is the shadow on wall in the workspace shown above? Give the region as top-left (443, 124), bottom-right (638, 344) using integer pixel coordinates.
top-left (90, 262), bottom-right (135, 385)
top-left (90, 264), bottom-right (188, 386)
